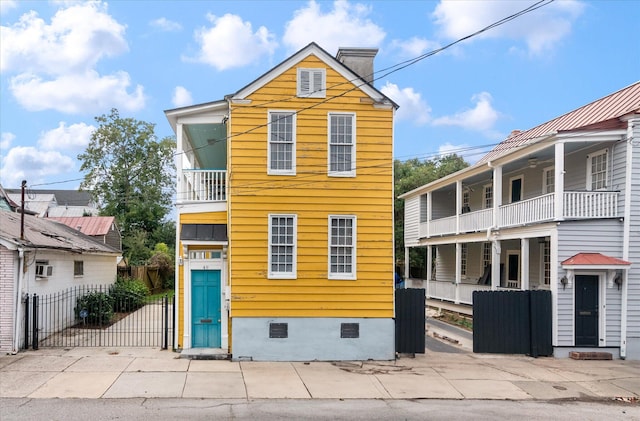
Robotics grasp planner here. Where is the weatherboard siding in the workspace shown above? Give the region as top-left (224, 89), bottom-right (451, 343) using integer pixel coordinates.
top-left (228, 54), bottom-right (394, 318)
top-left (0, 246), bottom-right (15, 353)
top-left (403, 195), bottom-right (420, 247)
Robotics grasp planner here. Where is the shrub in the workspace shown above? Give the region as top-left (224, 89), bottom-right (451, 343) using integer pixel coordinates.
top-left (110, 276), bottom-right (150, 312)
top-left (75, 291), bottom-right (114, 326)
top-left (148, 247), bottom-right (175, 290)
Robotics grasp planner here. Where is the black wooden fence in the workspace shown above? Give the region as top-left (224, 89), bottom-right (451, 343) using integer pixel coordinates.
top-left (23, 284), bottom-right (174, 349)
top-left (395, 288), bottom-right (426, 354)
top-left (472, 290), bottom-right (552, 357)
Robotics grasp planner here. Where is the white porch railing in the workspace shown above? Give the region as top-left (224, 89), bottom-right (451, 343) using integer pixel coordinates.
top-left (500, 193), bottom-right (555, 228)
top-left (564, 191), bottom-right (618, 219)
top-left (180, 169), bottom-right (227, 202)
top-left (422, 191), bottom-right (618, 237)
top-left (426, 279), bottom-right (491, 305)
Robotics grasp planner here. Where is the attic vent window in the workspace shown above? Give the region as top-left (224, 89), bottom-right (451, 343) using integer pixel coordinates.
top-left (341, 323), bottom-right (359, 338)
top-left (297, 68), bottom-right (325, 98)
top-left (269, 323), bottom-right (288, 338)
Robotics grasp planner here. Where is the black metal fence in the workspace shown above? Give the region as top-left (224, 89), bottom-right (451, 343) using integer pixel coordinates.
top-left (23, 284), bottom-right (174, 349)
top-left (472, 290), bottom-right (552, 357)
top-left (395, 288), bottom-right (426, 354)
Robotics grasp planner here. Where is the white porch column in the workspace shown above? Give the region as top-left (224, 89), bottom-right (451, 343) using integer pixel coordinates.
top-left (491, 240), bottom-right (500, 290)
top-left (456, 180), bottom-right (462, 234)
top-left (404, 247), bottom-right (410, 280)
top-left (176, 123), bottom-right (184, 202)
top-left (492, 165), bottom-right (503, 228)
top-left (554, 142), bottom-right (565, 221)
top-left (455, 243), bottom-right (461, 303)
top-left (426, 192), bottom-right (432, 238)
top-left (521, 238), bottom-right (530, 290)
top-left (426, 245), bottom-right (433, 281)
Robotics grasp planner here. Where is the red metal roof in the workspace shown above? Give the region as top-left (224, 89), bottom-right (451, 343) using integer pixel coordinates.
top-left (562, 253), bottom-right (631, 267)
top-left (48, 216), bottom-right (115, 236)
top-left (480, 81), bottom-right (640, 163)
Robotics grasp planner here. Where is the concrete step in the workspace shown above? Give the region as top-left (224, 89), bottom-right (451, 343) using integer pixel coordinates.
top-left (569, 351), bottom-right (612, 360)
top-left (179, 348), bottom-right (231, 360)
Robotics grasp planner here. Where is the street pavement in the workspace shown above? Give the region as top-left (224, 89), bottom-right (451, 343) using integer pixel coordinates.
top-left (1, 344), bottom-right (639, 403)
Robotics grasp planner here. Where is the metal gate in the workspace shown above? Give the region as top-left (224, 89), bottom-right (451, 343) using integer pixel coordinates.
top-left (395, 288), bottom-right (426, 354)
top-left (472, 290), bottom-right (552, 357)
top-left (23, 285), bottom-right (174, 349)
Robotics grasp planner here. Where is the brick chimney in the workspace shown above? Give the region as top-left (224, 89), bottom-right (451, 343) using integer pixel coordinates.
top-left (336, 47), bottom-right (378, 84)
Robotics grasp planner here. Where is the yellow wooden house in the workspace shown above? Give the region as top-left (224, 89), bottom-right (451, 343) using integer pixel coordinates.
top-left (165, 42), bottom-right (397, 361)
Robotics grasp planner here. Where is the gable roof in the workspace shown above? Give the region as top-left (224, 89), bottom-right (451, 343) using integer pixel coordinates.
top-left (480, 81), bottom-right (640, 164)
top-left (231, 42), bottom-right (398, 108)
top-left (47, 216), bottom-right (116, 236)
top-left (0, 184), bottom-right (18, 211)
top-left (4, 189), bottom-right (95, 207)
top-left (6, 193), bottom-right (56, 216)
top-left (0, 210), bottom-right (120, 254)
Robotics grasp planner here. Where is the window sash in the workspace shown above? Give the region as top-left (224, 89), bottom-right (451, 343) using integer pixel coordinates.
top-left (588, 150), bottom-right (608, 190)
top-left (329, 216), bottom-right (356, 279)
top-left (269, 215), bottom-right (296, 278)
top-left (74, 261), bottom-right (84, 276)
top-left (483, 185), bottom-right (493, 208)
top-left (328, 113), bottom-right (355, 176)
top-left (268, 112), bottom-right (295, 174)
top-left (543, 167), bottom-right (555, 194)
top-left (460, 244), bottom-right (467, 276)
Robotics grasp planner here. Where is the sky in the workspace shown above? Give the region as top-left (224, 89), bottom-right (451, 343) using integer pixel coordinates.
top-left (1, 0), bottom-right (639, 190)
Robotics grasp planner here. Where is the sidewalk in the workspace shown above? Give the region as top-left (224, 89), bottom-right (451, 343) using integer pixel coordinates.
top-left (1, 346), bottom-right (639, 401)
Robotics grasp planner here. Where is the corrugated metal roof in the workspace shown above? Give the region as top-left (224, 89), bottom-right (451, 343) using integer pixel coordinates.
top-left (562, 253), bottom-right (631, 267)
top-left (47, 216), bottom-right (116, 236)
top-left (480, 81), bottom-right (640, 163)
top-left (0, 210), bottom-right (119, 254)
top-left (6, 193), bottom-right (56, 216)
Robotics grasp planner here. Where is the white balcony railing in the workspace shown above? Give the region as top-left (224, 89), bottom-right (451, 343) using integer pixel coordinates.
top-left (180, 169), bottom-right (227, 202)
top-left (423, 191), bottom-right (618, 237)
top-left (426, 279), bottom-right (491, 305)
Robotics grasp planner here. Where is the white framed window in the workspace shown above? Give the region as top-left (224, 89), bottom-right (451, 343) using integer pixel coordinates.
top-left (543, 166), bottom-right (555, 194)
top-left (328, 215), bottom-right (356, 280)
top-left (328, 113), bottom-right (356, 177)
top-left (74, 260), bottom-right (84, 277)
top-left (268, 111), bottom-right (296, 175)
top-left (483, 184), bottom-right (493, 209)
top-left (460, 243), bottom-right (468, 277)
top-left (482, 242), bottom-right (491, 271)
top-left (297, 68), bottom-right (326, 98)
top-left (587, 148), bottom-right (608, 191)
top-left (268, 214), bottom-right (297, 279)
top-left (540, 239), bottom-right (550, 285)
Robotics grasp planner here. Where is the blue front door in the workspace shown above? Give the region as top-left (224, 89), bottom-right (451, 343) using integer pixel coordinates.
top-left (191, 270), bottom-right (221, 348)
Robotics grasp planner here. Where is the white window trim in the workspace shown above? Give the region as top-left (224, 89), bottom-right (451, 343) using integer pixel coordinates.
top-left (539, 240), bottom-right (551, 287)
top-left (327, 112), bottom-right (356, 177)
top-left (509, 175), bottom-right (524, 203)
top-left (542, 166), bottom-right (555, 194)
top-left (483, 183), bottom-right (493, 209)
top-left (328, 215), bottom-right (357, 280)
top-left (506, 250), bottom-right (521, 288)
top-left (267, 110), bottom-right (296, 175)
top-left (297, 68), bottom-right (326, 98)
top-left (586, 148), bottom-right (609, 191)
top-left (268, 214), bottom-right (297, 279)
top-left (460, 243), bottom-right (468, 278)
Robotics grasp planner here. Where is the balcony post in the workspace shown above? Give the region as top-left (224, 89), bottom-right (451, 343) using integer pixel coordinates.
top-left (456, 180), bottom-right (462, 234)
top-left (455, 243), bottom-right (461, 303)
top-left (426, 192), bottom-right (432, 238)
top-left (491, 240), bottom-right (500, 290)
top-left (426, 245), bottom-right (433, 282)
top-left (492, 165), bottom-right (503, 228)
top-left (176, 123), bottom-right (183, 202)
top-left (554, 142), bottom-right (565, 221)
top-left (521, 238), bottom-right (529, 290)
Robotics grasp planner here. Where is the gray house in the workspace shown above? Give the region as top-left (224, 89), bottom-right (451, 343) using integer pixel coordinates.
top-left (401, 81), bottom-right (640, 359)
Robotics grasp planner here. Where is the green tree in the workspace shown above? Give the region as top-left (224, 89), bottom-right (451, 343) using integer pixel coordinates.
top-left (79, 108), bottom-right (176, 262)
top-left (394, 154), bottom-right (468, 274)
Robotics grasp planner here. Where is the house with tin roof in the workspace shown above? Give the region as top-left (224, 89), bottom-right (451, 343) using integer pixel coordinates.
top-left (401, 81), bottom-right (640, 359)
top-left (47, 216), bottom-right (122, 252)
top-left (0, 210), bottom-right (121, 353)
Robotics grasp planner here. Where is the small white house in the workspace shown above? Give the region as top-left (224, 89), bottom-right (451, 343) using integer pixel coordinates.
top-left (0, 210), bottom-right (121, 353)
top-left (401, 81), bottom-right (640, 359)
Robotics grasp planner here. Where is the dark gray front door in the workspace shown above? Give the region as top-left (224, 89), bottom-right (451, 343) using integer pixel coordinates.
top-left (575, 275), bottom-right (599, 347)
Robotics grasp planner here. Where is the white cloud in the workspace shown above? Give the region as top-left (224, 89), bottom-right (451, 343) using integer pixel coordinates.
top-left (1, 132), bottom-right (15, 151)
top-left (432, 0), bottom-right (584, 55)
top-left (438, 142), bottom-right (467, 157)
top-left (191, 13), bottom-right (277, 71)
top-left (391, 37), bottom-right (440, 58)
top-left (172, 86), bottom-right (193, 108)
top-left (1, 3), bottom-right (128, 74)
top-left (150, 17), bottom-right (182, 32)
top-left (432, 92), bottom-right (499, 133)
top-left (0, 0), bottom-right (17, 15)
top-left (1, 1), bottom-right (145, 114)
top-left (0, 146), bottom-right (75, 187)
top-left (380, 82), bottom-right (430, 126)
top-left (38, 122), bottom-right (95, 151)
top-left (283, 0), bottom-right (385, 54)
top-left (10, 70), bottom-right (145, 114)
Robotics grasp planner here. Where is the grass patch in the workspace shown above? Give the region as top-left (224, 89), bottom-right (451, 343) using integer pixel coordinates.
top-left (437, 311), bottom-right (473, 331)
top-left (148, 289), bottom-right (175, 301)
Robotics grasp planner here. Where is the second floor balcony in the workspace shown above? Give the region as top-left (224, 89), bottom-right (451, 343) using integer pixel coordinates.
top-left (421, 190), bottom-right (619, 238)
top-left (179, 169), bottom-right (227, 203)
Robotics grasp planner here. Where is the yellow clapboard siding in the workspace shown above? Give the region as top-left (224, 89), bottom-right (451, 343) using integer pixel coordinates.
top-left (228, 53), bottom-right (394, 319)
top-left (180, 211), bottom-right (227, 224)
